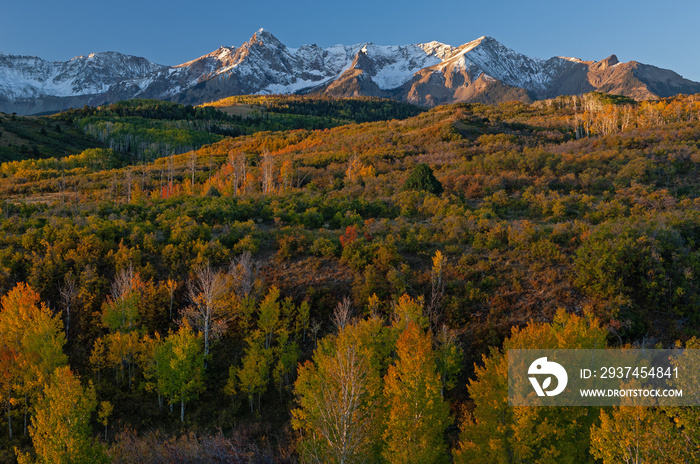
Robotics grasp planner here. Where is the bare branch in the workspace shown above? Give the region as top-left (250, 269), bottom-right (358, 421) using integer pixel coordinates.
top-left (111, 264), bottom-right (136, 301)
top-left (229, 251), bottom-right (259, 299)
top-left (58, 274), bottom-right (78, 337)
top-left (332, 297), bottom-right (354, 331)
top-left (184, 263), bottom-right (231, 359)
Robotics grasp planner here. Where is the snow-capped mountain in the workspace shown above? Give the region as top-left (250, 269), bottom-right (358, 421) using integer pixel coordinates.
top-left (0, 51), bottom-right (165, 99)
top-left (0, 52), bottom-right (166, 114)
top-left (2, 29), bottom-right (699, 115)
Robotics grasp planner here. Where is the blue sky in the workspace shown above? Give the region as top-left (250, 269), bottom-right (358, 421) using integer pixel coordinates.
top-left (2, 0), bottom-right (699, 81)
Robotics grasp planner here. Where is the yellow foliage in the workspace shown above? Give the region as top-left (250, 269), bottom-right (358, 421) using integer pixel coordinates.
top-left (345, 155), bottom-right (376, 183)
top-left (455, 309), bottom-right (606, 464)
top-left (383, 322), bottom-right (450, 464)
top-left (23, 366), bottom-right (105, 464)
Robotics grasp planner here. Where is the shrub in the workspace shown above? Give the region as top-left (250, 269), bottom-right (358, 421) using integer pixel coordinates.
top-left (403, 164), bottom-right (443, 195)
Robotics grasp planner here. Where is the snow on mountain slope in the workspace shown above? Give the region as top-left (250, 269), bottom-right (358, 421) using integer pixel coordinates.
top-left (432, 36), bottom-right (581, 94)
top-left (349, 43), bottom-right (443, 90)
top-left (2, 29), bottom-right (699, 115)
top-left (115, 29), bottom-right (364, 102)
top-left (0, 52), bottom-right (165, 99)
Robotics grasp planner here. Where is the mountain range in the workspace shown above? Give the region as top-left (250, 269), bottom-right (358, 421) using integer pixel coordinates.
top-left (2, 28), bottom-right (699, 115)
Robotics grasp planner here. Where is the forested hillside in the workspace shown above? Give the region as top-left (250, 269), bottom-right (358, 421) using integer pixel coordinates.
top-left (0, 113), bottom-right (105, 163)
top-left (1, 93), bottom-right (700, 463)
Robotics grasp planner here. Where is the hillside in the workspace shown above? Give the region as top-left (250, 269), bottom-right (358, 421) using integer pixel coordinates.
top-left (0, 112), bottom-right (105, 162)
top-left (1, 94), bottom-right (700, 462)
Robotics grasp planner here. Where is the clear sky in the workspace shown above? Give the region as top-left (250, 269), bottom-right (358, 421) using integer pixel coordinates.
top-left (2, 0), bottom-right (699, 81)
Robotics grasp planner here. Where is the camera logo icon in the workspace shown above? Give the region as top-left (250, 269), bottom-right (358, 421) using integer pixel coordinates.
top-left (528, 357), bottom-right (568, 397)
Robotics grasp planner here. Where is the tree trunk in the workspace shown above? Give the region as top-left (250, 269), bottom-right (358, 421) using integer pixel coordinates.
top-left (180, 400), bottom-right (185, 423)
top-left (204, 324), bottom-right (209, 357)
top-left (6, 397), bottom-right (11, 439)
top-left (128, 360), bottom-right (132, 390)
top-left (203, 317), bottom-right (210, 369)
top-left (23, 394), bottom-right (27, 436)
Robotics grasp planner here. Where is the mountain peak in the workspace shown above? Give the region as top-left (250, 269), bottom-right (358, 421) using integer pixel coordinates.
top-left (68, 51), bottom-right (133, 62)
top-left (601, 54), bottom-right (619, 66)
top-left (472, 36), bottom-right (499, 47)
top-left (456, 35), bottom-right (501, 55)
top-left (250, 28), bottom-right (283, 47)
top-left (593, 54), bottom-right (620, 71)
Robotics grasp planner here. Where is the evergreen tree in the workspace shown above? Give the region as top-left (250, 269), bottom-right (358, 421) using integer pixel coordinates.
top-left (403, 164), bottom-right (443, 195)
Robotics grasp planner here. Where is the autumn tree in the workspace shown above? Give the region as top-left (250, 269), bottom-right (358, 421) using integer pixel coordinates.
top-left (0, 343), bottom-right (18, 439)
top-left (391, 294), bottom-right (428, 331)
top-left (261, 150), bottom-right (276, 195)
top-left (292, 317), bottom-right (389, 464)
top-left (97, 267), bottom-right (146, 389)
top-left (97, 401), bottom-right (113, 441)
top-left (229, 151), bottom-right (247, 195)
top-left (280, 158), bottom-right (293, 191)
top-left (137, 332), bottom-right (164, 410)
top-left (426, 250), bottom-right (446, 329)
top-left (189, 151), bottom-right (197, 186)
top-left (455, 309), bottom-right (607, 464)
top-left (230, 287), bottom-right (301, 412)
top-left (0, 283), bottom-right (67, 437)
top-left (345, 154), bottom-right (376, 184)
top-left (257, 286), bottom-right (281, 350)
top-left (590, 338), bottom-right (700, 463)
top-left (235, 336), bottom-right (272, 414)
top-left (16, 366), bottom-right (106, 464)
top-left (272, 329), bottom-right (301, 398)
top-left (104, 330), bottom-right (140, 389)
top-left (89, 337), bottom-right (107, 384)
top-left (664, 338), bottom-right (700, 462)
top-left (101, 266), bottom-right (142, 333)
top-left (182, 263), bottom-right (231, 360)
top-left (229, 251), bottom-right (260, 300)
top-left (154, 323), bottom-right (204, 422)
top-left (332, 296), bottom-right (354, 330)
top-left (382, 322), bottom-right (450, 464)
top-left (58, 274), bottom-right (78, 341)
top-left (165, 278), bottom-right (177, 321)
top-left (590, 405), bottom-right (686, 464)
top-left (435, 324), bottom-right (462, 397)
